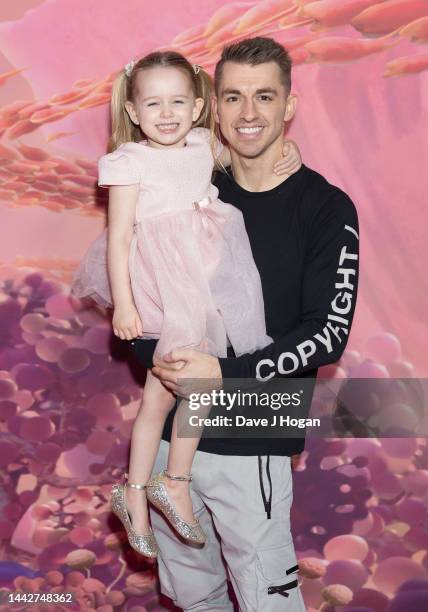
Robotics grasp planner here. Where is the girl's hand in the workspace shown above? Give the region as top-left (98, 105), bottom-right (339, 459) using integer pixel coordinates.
top-left (273, 139), bottom-right (302, 177)
top-left (112, 303), bottom-right (143, 340)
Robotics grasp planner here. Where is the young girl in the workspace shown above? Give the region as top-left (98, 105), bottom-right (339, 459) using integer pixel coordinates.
top-left (73, 51), bottom-right (301, 558)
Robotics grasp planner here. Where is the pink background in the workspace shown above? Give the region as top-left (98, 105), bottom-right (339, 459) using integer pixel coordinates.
top-left (0, 1), bottom-right (427, 610)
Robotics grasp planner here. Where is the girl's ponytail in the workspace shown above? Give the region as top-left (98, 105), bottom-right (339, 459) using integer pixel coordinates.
top-left (108, 70), bottom-right (141, 152)
top-left (192, 66), bottom-right (213, 131)
top-left (192, 66), bottom-right (223, 169)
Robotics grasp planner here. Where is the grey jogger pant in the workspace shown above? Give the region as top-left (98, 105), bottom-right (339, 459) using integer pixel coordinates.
top-left (149, 440), bottom-right (307, 611)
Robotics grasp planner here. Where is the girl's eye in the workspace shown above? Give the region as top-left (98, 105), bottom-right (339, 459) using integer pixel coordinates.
top-left (174, 100), bottom-right (184, 104)
top-left (147, 102), bottom-right (159, 107)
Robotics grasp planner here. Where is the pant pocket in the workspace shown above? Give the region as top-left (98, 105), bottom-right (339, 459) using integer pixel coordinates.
top-left (256, 539), bottom-right (301, 608)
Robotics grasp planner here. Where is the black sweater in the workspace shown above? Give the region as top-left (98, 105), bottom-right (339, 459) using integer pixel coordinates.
top-left (132, 165), bottom-right (359, 456)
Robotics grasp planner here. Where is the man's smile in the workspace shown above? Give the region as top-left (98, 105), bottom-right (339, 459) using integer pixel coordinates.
top-left (235, 125), bottom-right (265, 138)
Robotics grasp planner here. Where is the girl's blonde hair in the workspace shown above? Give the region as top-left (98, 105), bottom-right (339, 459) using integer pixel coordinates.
top-left (109, 51), bottom-right (220, 160)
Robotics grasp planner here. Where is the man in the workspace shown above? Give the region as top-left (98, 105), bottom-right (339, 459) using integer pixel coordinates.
top-left (133, 37), bottom-right (359, 611)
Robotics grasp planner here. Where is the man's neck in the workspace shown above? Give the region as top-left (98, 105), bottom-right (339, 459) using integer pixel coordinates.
top-left (229, 139), bottom-right (286, 193)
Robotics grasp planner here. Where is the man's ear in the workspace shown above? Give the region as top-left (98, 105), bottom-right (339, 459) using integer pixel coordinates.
top-left (212, 96), bottom-right (220, 125)
top-left (192, 97), bottom-right (205, 123)
top-left (125, 100), bottom-right (139, 125)
top-left (284, 94), bottom-right (297, 122)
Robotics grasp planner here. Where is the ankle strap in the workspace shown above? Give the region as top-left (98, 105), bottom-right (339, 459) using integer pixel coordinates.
top-left (124, 474), bottom-right (147, 491)
top-left (164, 470), bottom-right (192, 482)
top-left (125, 482), bottom-right (147, 490)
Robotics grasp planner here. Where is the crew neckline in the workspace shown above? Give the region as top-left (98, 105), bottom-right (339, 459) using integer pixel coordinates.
top-left (137, 138), bottom-right (189, 150)
top-left (221, 164), bottom-right (305, 199)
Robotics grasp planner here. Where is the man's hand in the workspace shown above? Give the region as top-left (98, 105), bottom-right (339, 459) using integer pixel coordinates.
top-left (152, 349), bottom-right (222, 397)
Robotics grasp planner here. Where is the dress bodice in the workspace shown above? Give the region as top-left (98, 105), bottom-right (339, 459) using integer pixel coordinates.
top-left (98, 128), bottom-right (221, 222)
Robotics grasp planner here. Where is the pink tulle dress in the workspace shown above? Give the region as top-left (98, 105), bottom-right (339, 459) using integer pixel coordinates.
top-left (72, 128), bottom-right (272, 359)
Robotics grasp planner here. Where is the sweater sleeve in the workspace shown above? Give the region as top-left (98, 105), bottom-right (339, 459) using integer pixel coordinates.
top-left (219, 190), bottom-right (359, 381)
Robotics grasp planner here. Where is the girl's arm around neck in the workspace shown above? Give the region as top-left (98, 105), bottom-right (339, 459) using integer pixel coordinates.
top-left (216, 138), bottom-right (302, 179)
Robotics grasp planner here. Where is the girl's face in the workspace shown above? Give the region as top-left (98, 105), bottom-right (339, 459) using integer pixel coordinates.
top-left (125, 66), bottom-right (204, 149)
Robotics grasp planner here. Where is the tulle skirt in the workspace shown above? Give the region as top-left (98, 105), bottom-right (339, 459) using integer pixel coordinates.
top-left (72, 197), bottom-right (272, 359)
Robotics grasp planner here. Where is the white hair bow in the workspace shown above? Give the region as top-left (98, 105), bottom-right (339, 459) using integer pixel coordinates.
top-left (125, 60), bottom-right (136, 77)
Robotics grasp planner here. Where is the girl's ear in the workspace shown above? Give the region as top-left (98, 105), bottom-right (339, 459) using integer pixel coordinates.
top-left (192, 97), bottom-right (205, 122)
top-left (125, 100), bottom-right (139, 125)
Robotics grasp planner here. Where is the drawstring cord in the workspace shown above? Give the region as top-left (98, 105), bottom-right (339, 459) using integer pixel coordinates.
top-left (258, 455), bottom-right (272, 519)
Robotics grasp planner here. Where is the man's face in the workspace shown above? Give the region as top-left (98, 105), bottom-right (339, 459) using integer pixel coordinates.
top-left (213, 61), bottom-right (296, 159)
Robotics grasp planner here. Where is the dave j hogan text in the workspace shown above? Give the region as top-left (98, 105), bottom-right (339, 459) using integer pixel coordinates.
top-left (188, 414), bottom-right (320, 429)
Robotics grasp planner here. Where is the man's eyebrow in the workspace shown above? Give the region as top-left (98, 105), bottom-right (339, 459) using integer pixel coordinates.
top-left (255, 87), bottom-right (278, 95)
top-left (221, 87), bottom-right (278, 96)
top-left (221, 88), bottom-right (241, 96)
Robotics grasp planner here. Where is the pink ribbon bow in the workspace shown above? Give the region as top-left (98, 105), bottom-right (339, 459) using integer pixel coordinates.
top-left (192, 196), bottom-right (225, 239)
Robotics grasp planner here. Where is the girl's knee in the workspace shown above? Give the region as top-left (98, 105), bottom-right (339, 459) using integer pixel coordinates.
top-left (141, 381), bottom-right (176, 416)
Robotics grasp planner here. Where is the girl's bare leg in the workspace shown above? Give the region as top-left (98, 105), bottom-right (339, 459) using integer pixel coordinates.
top-left (126, 370), bottom-right (175, 534)
top-left (163, 399), bottom-right (205, 524)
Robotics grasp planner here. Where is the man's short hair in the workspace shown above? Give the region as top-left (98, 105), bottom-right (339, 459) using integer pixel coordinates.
top-left (214, 36), bottom-right (292, 95)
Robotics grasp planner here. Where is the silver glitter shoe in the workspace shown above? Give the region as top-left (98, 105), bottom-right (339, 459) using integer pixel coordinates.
top-left (146, 471), bottom-right (206, 545)
top-left (110, 481), bottom-right (159, 558)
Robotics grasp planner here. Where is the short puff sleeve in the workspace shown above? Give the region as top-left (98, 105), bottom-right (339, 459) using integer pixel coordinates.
top-left (98, 143), bottom-right (141, 187)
